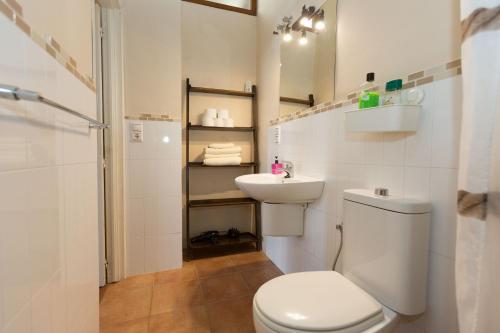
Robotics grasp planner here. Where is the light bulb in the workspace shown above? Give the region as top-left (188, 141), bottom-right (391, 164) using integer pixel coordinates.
top-left (299, 31), bottom-right (308, 45)
top-left (315, 20), bottom-right (325, 30)
top-left (283, 33), bottom-right (292, 42)
top-left (300, 17), bottom-right (312, 28)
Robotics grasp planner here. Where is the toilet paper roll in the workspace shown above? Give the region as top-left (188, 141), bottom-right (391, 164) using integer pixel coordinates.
top-left (202, 117), bottom-right (215, 127)
top-left (214, 118), bottom-right (225, 127)
top-left (223, 118), bottom-right (234, 127)
top-left (217, 109), bottom-right (230, 119)
top-left (204, 108), bottom-right (217, 118)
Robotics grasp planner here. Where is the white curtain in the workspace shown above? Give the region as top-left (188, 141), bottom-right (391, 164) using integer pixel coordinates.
top-left (456, 1), bottom-right (500, 332)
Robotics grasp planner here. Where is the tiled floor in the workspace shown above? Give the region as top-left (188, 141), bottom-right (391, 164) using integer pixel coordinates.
top-left (99, 251), bottom-right (282, 333)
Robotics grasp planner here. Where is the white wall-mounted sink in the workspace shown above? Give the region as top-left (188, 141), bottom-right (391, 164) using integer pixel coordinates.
top-left (235, 173), bottom-right (325, 204)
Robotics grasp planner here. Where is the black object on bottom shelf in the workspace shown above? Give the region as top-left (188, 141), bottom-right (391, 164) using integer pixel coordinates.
top-left (189, 232), bottom-right (258, 249)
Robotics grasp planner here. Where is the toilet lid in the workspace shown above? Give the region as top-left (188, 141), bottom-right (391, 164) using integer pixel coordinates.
top-left (254, 271), bottom-right (384, 331)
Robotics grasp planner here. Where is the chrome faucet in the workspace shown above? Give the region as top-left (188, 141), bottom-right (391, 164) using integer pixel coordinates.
top-left (279, 160), bottom-right (294, 178)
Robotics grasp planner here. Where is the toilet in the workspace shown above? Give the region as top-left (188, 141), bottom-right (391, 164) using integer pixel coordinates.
top-left (253, 189), bottom-right (431, 333)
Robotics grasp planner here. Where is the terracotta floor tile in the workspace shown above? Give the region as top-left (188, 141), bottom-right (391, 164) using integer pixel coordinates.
top-left (206, 296), bottom-right (256, 333)
top-left (151, 280), bottom-right (206, 315)
top-left (100, 318), bottom-right (149, 333)
top-left (155, 264), bottom-right (198, 285)
top-left (100, 286), bottom-right (152, 326)
top-left (148, 306), bottom-right (210, 333)
top-left (100, 255), bottom-right (277, 332)
top-left (101, 273), bottom-right (155, 300)
top-left (230, 252), bottom-right (273, 272)
top-left (200, 272), bottom-right (250, 303)
top-left (194, 256), bottom-right (236, 278)
top-left (241, 266), bottom-right (282, 293)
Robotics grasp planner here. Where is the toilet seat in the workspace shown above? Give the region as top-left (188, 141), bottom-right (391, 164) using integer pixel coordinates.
top-left (254, 271), bottom-right (386, 332)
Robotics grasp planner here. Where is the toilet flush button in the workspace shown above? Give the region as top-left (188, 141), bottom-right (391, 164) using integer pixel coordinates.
top-left (374, 188), bottom-right (389, 197)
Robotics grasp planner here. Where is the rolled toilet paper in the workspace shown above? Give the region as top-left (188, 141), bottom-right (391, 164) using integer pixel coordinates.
top-left (223, 118), bottom-right (234, 127)
top-left (214, 118), bottom-right (225, 127)
top-left (204, 108), bottom-right (217, 118)
top-left (202, 117), bottom-right (215, 127)
top-left (217, 109), bottom-right (230, 119)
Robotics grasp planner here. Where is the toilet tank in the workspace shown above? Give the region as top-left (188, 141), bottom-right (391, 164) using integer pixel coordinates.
top-left (342, 189), bottom-right (431, 315)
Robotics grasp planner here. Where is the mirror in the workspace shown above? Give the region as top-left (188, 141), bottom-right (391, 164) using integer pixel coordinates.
top-left (183, 0), bottom-right (257, 15)
top-left (211, 0), bottom-right (252, 9)
top-left (279, 0), bottom-right (337, 116)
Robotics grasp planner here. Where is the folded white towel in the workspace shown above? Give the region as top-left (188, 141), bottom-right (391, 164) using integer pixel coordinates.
top-left (208, 143), bottom-right (235, 149)
top-left (205, 147), bottom-right (242, 155)
top-left (204, 153), bottom-right (241, 159)
top-left (204, 157), bottom-right (242, 166)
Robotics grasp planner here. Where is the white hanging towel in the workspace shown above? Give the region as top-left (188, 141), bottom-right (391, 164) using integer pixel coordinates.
top-left (205, 147), bottom-right (242, 155)
top-left (208, 143), bottom-right (235, 149)
top-left (204, 157), bottom-right (242, 166)
top-left (204, 153), bottom-right (241, 159)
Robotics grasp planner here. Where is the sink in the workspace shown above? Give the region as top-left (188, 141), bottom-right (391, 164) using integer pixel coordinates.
top-left (235, 173), bottom-right (324, 204)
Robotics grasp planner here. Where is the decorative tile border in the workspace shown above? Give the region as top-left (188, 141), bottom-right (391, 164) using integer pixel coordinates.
top-left (125, 114), bottom-right (180, 122)
top-left (271, 59), bottom-right (462, 126)
top-left (0, 0), bottom-right (96, 92)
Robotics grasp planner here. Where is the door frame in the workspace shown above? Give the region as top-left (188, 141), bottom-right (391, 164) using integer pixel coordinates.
top-left (94, 1), bottom-right (107, 287)
top-left (95, 2), bottom-right (126, 284)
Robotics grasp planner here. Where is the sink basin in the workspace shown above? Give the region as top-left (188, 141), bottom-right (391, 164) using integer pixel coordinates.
top-left (235, 173), bottom-right (324, 204)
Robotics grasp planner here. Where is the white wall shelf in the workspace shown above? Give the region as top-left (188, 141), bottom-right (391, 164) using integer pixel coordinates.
top-left (345, 104), bottom-right (421, 132)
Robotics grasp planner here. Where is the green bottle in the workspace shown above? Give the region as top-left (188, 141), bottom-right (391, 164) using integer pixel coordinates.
top-left (358, 72), bottom-right (380, 109)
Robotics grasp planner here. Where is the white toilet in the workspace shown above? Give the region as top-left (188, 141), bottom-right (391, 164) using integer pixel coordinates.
top-left (253, 189), bottom-right (431, 333)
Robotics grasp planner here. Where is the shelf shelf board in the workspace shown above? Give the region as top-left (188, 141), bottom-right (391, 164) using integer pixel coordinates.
top-left (190, 86), bottom-right (254, 98)
top-left (188, 124), bottom-right (255, 132)
top-left (189, 232), bottom-right (258, 250)
top-left (280, 96), bottom-right (311, 106)
top-left (188, 162), bottom-right (256, 168)
top-left (189, 197), bottom-right (257, 208)
top-left (345, 104), bottom-right (421, 132)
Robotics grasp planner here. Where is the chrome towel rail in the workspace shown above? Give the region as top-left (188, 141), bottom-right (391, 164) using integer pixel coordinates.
top-left (0, 84), bottom-right (108, 129)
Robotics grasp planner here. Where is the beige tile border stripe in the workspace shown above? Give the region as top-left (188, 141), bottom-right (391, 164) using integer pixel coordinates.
top-left (270, 58), bottom-right (462, 126)
top-left (125, 114), bottom-right (180, 122)
top-left (0, 0), bottom-right (96, 92)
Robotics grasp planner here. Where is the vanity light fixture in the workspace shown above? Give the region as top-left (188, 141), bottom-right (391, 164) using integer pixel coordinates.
top-left (314, 9), bottom-right (325, 31)
top-left (299, 5), bottom-right (326, 32)
top-left (299, 5), bottom-right (316, 28)
top-left (299, 16), bottom-right (313, 28)
top-left (276, 6), bottom-right (326, 41)
top-left (276, 16), bottom-right (294, 42)
top-left (299, 30), bottom-right (308, 45)
top-left (283, 26), bottom-right (293, 42)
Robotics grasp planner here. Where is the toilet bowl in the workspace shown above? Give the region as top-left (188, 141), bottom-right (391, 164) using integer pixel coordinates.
top-left (253, 190), bottom-right (431, 333)
top-left (253, 271), bottom-right (398, 333)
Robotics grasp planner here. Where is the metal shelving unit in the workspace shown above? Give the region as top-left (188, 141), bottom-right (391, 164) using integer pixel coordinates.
top-left (185, 78), bottom-right (261, 259)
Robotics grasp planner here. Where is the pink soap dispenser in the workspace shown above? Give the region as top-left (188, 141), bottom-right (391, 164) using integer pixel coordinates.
top-left (272, 156), bottom-right (283, 175)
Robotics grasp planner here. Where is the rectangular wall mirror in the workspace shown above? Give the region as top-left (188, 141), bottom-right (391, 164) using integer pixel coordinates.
top-left (279, 0), bottom-right (337, 116)
top-left (183, 0), bottom-right (257, 15)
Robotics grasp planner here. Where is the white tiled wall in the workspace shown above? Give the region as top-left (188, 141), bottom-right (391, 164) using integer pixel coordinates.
top-left (124, 120), bottom-right (182, 276)
top-left (265, 76), bottom-right (461, 333)
top-left (0, 15), bottom-right (98, 333)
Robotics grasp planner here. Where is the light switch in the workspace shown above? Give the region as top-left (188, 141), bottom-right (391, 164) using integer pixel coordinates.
top-left (130, 122), bottom-right (143, 142)
top-left (273, 126), bottom-right (281, 144)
